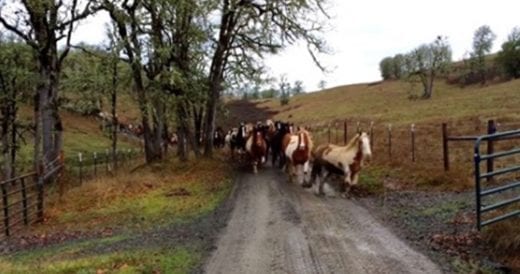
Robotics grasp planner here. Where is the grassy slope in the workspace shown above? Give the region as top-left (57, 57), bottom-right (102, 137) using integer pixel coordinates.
top-left (15, 106), bottom-right (139, 170)
top-left (258, 79), bottom-right (520, 126)
top-left (0, 157), bottom-right (233, 273)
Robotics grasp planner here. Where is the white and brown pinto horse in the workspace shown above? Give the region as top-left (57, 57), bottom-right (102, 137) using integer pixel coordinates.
top-left (245, 126), bottom-right (268, 173)
top-left (311, 132), bottom-right (372, 196)
top-left (282, 128), bottom-right (313, 185)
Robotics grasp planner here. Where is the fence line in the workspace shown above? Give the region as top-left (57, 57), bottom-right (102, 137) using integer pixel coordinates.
top-left (0, 147), bottom-right (143, 240)
top-left (303, 118), bottom-right (520, 171)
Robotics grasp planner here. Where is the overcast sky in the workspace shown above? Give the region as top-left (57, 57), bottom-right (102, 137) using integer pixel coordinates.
top-left (73, 0), bottom-right (520, 92)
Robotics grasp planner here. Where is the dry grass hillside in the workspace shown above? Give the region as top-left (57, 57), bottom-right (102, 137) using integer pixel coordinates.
top-left (258, 79), bottom-right (520, 126)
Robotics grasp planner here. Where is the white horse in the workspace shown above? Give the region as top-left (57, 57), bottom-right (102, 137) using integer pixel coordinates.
top-left (310, 132), bottom-right (372, 196)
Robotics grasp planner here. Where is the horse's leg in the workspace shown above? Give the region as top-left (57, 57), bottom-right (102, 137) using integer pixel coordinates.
top-left (253, 160), bottom-right (258, 174)
top-left (342, 168), bottom-right (353, 198)
top-left (302, 161), bottom-right (312, 187)
top-left (318, 169), bottom-right (329, 195)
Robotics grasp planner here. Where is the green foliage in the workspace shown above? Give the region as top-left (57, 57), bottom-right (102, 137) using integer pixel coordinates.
top-left (497, 27), bottom-right (520, 79)
top-left (471, 25), bottom-right (497, 84)
top-left (404, 36), bottom-right (452, 99)
top-left (379, 56), bottom-right (394, 80)
top-left (60, 45), bottom-right (130, 116)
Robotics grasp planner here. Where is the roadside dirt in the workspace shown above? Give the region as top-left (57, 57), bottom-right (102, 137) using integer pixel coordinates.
top-left (203, 167), bottom-right (441, 274)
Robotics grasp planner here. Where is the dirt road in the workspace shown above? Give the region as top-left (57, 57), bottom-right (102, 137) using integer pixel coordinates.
top-left (204, 168), bottom-right (442, 274)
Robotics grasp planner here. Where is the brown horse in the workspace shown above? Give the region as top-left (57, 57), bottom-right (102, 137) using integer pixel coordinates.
top-left (246, 127), bottom-right (267, 174)
top-left (282, 128), bottom-right (313, 185)
top-left (311, 132), bottom-right (372, 196)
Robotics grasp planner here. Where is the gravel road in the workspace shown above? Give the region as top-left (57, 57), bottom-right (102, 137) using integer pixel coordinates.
top-left (204, 168), bottom-right (441, 274)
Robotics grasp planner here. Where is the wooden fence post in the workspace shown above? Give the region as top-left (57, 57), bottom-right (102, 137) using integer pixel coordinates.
top-left (442, 123), bottom-right (449, 171)
top-left (93, 152), bottom-right (98, 177)
top-left (36, 172), bottom-right (44, 222)
top-left (487, 119), bottom-right (496, 182)
top-left (106, 149), bottom-right (110, 172)
top-left (78, 152), bottom-right (83, 185)
top-left (21, 178), bottom-right (28, 225)
top-left (328, 126), bottom-right (331, 144)
top-left (370, 121), bottom-right (374, 150)
top-left (357, 122), bottom-right (361, 134)
top-left (388, 124), bottom-right (392, 158)
top-left (411, 124), bottom-right (416, 162)
top-left (343, 120), bottom-right (347, 145)
top-left (1, 183), bottom-right (9, 236)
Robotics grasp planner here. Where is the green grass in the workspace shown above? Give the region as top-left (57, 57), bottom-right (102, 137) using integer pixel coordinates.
top-left (1, 158), bottom-right (233, 273)
top-left (10, 109), bottom-right (140, 172)
top-left (0, 245), bottom-right (197, 274)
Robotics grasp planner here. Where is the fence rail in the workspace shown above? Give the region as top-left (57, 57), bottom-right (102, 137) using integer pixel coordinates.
top-left (474, 129), bottom-right (520, 230)
top-left (0, 148), bottom-right (142, 240)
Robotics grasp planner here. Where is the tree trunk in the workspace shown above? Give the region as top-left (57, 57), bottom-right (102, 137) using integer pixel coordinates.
top-left (151, 97), bottom-right (165, 161)
top-left (111, 62), bottom-right (118, 168)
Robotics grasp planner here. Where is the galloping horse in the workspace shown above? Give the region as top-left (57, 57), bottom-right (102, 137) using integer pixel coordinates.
top-left (213, 127), bottom-right (225, 148)
top-left (245, 126), bottom-right (267, 173)
top-left (282, 128), bottom-right (313, 185)
top-left (271, 121), bottom-right (294, 168)
top-left (311, 132), bottom-right (372, 196)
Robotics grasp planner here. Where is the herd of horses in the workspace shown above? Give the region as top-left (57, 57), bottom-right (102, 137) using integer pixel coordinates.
top-left (222, 120), bottom-right (372, 196)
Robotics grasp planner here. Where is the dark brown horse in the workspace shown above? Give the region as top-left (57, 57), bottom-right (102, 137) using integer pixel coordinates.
top-left (245, 126), bottom-right (267, 174)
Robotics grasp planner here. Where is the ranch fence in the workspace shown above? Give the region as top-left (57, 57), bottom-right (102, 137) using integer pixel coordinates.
top-left (306, 119), bottom-right (520, 173)
top-left (474, 129), bottom-right (520, 230)
top-left (67, 148), bottom-right (142, 185)
top-left (0, 148), bottom-right (143, 240)
top-left (0, 156), bottom-right (63, 239)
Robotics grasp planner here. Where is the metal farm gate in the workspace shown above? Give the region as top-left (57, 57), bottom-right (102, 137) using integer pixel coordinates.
top-left (474, 129), bottom-right (520, 230)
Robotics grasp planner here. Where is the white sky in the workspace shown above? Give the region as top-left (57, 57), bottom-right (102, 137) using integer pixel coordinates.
top-left (72, 0), bottom-right (520, 92)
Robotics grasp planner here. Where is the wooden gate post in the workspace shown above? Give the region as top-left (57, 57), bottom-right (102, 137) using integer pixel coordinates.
top-left (1, 183), bottom-right (9, 236)
top-left (388, 124), bottom-right (392, 158)
top-left (442, 123), bottom-right (449, 171)
top-left (370, 121), bottom-right (374, 150)
top-left (411, 124), bottom-right (416, 162)
top-left (343, 120), bottom-right (348, 145)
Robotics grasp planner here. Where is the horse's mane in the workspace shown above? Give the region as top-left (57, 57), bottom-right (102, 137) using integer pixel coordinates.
top-left (296, 129), bottom-right (314, 150)
top-left (344, 133), bottom-right (361, 150)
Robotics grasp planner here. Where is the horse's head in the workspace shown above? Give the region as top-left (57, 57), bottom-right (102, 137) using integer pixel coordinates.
top-left (358, 132), bottom-right (372, 162)
top-left (254, 129), bottom-right (265, 146)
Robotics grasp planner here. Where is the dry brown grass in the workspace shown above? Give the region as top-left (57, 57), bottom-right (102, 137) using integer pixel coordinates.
top-left (32, 156), bottom-right (233, 233)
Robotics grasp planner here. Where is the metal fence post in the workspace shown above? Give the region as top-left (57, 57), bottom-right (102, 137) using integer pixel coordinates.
top-left (411, 124), bottom-right (416, 162)
top-left (78, 152), bottom-right (83, 185)
top-left (442, 123), bottom-right (449, 171)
